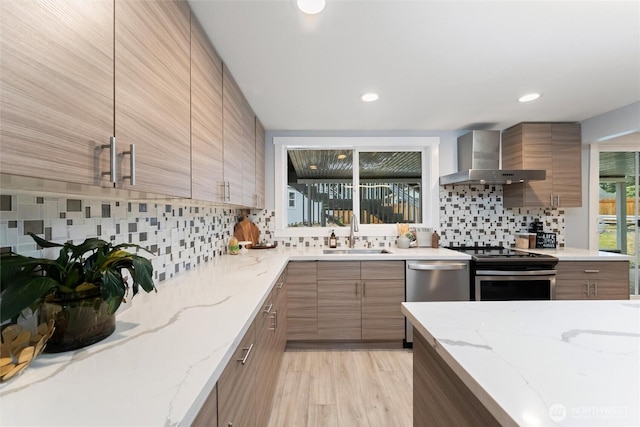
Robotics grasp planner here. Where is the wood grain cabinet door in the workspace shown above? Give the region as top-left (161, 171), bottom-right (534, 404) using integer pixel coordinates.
top-left (503, 122), bottom-right (582, 208)
top-left (222, 64), bottom-right (246, 205)
top-left (218, 321), bottom-right (257, 427)
top-left (317, 261), bottom-right (362, 340)
top-left (551, 123), bottom-right (582, 207)
top-left (255, 118), bottom-right (266, 208)
top-left (555, 261), bottom-right (629, 300)
top-left (115, 0), bottom-right (191, 197)
top-left (0, 0), bottom-right (114, 186)
top-left (361, 261), bottom-right (405, 340)
top-left (287, 262), bottom-right (318, 341)
top-left (190, 13), bottom-right (224, 202)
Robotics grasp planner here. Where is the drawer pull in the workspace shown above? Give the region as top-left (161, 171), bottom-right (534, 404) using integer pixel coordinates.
top-left (238, 343), bottom-right (254, 365)
top-left (276, 281), bottom-right (284, 289)
top-left (101, 136), bottom-right (117, 183)
top-left (584, 282), bottom-right (590, 296)
top-left (263, 303), bottom-right (273, 314)
top-left (584, 270), bottom-right (600, 274)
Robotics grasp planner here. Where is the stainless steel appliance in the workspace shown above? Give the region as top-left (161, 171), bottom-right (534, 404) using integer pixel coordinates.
top-left (405, 260), bottom-right (470, 344)
top-left (439, 131), bottom-right (546, 185)
top-left (450, 247), bottom-right (558, 301)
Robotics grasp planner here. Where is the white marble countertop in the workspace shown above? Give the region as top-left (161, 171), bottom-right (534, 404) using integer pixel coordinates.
top-left (402, 300), bottom-right (640, 427)
top-left (0, 244), bottom-right (631, 426)
top-left (0, 245), bottom-right (464, 426)
top-left (523, 247), bottom-right (633, 261)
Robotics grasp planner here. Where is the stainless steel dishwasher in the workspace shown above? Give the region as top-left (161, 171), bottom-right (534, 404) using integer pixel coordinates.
top-left (405, 260), bottom-right (470, 344)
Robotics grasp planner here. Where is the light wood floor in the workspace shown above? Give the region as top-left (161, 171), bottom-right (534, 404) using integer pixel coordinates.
top-left (267, 349), bottom-right (413, 427)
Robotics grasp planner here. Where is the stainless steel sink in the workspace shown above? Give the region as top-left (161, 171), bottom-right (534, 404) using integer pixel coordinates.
top-left (322, 248), bottom-right (392, 254)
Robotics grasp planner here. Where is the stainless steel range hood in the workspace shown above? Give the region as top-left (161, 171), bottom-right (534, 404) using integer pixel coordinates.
top-left (439, 130), bottom-right (546, 185)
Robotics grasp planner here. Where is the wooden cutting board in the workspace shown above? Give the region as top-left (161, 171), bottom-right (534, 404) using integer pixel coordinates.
top-left (234, 217), bottom-right (260, 247)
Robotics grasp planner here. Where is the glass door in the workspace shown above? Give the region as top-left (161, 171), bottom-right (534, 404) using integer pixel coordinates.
top-left (599, 150), bottom-right (639, 296)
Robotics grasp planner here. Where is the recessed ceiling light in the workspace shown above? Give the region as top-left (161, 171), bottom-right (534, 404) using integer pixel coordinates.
top-left (297, 0), bottom-right (325, 15)
top-left (518, 93), bottom-right (541, 103)
top-left (361, 93), bottom-right (379, 102)
top-left (309, 165), bottom-right (317, 170)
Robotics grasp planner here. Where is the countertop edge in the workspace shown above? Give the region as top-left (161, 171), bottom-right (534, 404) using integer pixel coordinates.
top-left (401, 303), bottom-right (518, 427)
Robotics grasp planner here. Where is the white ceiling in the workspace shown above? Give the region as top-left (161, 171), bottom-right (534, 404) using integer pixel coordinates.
top-left (188, 0), bottom-right (640, 132)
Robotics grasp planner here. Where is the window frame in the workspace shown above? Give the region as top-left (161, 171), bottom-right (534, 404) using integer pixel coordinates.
top-left (273, 136), bottom-right (440, 238)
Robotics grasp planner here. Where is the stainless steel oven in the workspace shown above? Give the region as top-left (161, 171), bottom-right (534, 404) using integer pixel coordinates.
top-left (449, 246), bottom-right (558, 301)
top-left (474, 269), bottom-right (556, 301)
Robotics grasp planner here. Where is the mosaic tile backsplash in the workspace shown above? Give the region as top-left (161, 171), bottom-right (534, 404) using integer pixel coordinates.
top-left (0, 184), bottom-right (565, 286)
top-left (0, 193), bottom-right (241, 283)
top-left (248, 185), bottom-right (566, 249)
top-left (439, 185), bottom-right (565, 248)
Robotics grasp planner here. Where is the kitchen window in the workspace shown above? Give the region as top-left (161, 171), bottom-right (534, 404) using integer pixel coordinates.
top-left (273, 137), bottom-right (440, 237)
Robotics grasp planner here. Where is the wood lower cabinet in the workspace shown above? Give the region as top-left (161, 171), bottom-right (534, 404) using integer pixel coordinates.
top-left (191, 384), bottom-right (217, 427)
top-left (115, 0), bottom-right (191, 197)
top-left (256, 270), bottom-right (287, 426)
top-left (217, 321), bottom-right (256, 427)
top-left (555, 261), bottom-right (629, 300)
top-left (0, 0), bottom-right (114, 187)
top-left (314, 260), bottom-right (405, 342)
top-left (190, 12), bottom-right (223, 202)
top-left (502, 122), bottom-right (582, 208)
top-left (317, 261), bottom-right (362, 340)
top-left (361, 261), bottom-right (405, 340)
top-left (287, 262), bottom-right (318, 341)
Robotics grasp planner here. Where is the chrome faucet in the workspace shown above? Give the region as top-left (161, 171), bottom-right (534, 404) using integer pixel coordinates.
top-left (349, 214), bottom-right (359, 248)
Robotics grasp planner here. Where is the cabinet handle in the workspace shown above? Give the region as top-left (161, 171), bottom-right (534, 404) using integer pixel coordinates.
top-left (550, 193), bottom-right (554, 206)
top-left (276, 281), bottom-right (284, 289)
top-left (355, 282), bottom-right (358, 295)
top-left (263, 303), bottom-right (273, 314)
top-left (101, 136), bottom-right (117, 183)
top-left (226, 182), bottom-right (231, 201)
top-left (556, 194), bottom-right (560, 207)
top-left (584, 270), bottom-right (600, 273)
top-left (584, 281), bottom-right (590, 296)
top-left (123, 144), bottom-right (136, 185)
top-left (362, 281), bottom-right (366, 297)
top-left (270, 311), bottom-right (277, 331)
top-left (593, 281), bottom-right (598, 297)
top-left (237, 343), bottom-right (254, 365)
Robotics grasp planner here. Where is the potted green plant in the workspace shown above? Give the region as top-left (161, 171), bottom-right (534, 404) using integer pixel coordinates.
top-left (0, 233), bottom-right (156, 352)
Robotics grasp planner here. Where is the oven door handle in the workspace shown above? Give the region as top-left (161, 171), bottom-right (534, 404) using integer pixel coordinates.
top-left (476, 269), bottom-right (557, 276)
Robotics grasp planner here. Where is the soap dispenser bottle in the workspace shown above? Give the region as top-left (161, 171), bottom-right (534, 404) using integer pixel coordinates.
top-left (329, 230), bottom-right (337, 248)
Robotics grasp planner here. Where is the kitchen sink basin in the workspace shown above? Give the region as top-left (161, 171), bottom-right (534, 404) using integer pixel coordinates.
top-left (322, 248), bottom-right (392, 254)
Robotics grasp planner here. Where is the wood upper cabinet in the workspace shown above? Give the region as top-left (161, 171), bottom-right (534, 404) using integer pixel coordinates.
top-left (222, 64), bottom-right (246, 205)
top-left (502, 122), bottom-right (582, 208)
top-left (115, 0), bottom-right (191, 197)
top-left (190, 13), bottom-right (223, 202)
top-left (255, 118), bottom-right (266, 209)
top-left (287, 262), bottom-right (318, 341)
top-left (242, 103), bottom-right (256, 207)
top-left (0, 0), bottom-right (114, 187)
top-left (555, 261), bottom-right (629, 300)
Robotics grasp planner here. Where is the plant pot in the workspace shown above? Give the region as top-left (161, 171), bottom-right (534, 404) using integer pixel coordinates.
top-left (38, 288), bottom-right (115, 353)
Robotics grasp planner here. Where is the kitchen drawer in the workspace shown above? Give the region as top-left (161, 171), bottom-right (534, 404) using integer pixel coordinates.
top-left (317, 261), bottom-right (360, 281)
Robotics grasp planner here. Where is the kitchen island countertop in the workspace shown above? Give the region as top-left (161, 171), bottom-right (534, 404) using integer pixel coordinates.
top-left (402, 300), bottom-right (640, 426)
